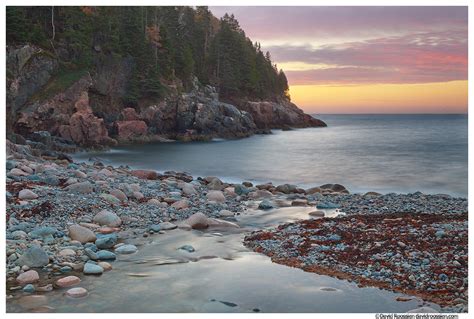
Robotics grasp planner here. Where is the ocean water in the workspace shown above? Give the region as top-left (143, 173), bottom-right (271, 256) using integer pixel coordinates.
top-left (75, 114), bottom-right (468, 197)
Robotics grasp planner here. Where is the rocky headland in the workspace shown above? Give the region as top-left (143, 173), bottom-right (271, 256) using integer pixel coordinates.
top-left (7, 44), bottom-right (326, 151)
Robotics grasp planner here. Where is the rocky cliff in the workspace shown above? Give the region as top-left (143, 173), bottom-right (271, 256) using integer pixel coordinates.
top-left (6, 44), bottom-right (326, 150)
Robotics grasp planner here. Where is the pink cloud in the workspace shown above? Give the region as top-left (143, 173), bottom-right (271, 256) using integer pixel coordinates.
top-left (210, 6), bottom-right (467, 41)
top-left (210, 6), bottom-right (467, 85)
top-left (271, 31), bottom-right (467, 84)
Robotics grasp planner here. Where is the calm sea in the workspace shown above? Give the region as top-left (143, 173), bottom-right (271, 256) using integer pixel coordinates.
top-left (75, 114), bottom-right (468, 197)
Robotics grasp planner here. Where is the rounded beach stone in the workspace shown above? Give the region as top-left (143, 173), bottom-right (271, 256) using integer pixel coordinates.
top-left (110, 189), bottom-right (127, 202)
top-left (115, 244), bottom-right (138, 254)
top-left (16, 270), bottom-right (39, 285)
top-left (185, 212), bottom-right (209, 229)
top-left (309, 210), bottom-right (325, 217)
top-left (19, 189), bottom-right (39, 200)
top-left (18, 245), bottom-right (49, 268)
top-left (98, 262), bottom-right (112, 271)
top-left (206, 190), bottom-right (225, 203)
top-left (68, 225), bottom-right (96, 243)
top-left (92, 210), bottom-right (122, 227)
top-left (55, 276), bottom-right (81, 288)
top-left (83, 263), bottom-right (104, 275)
top-left (65, 287), bottom-right (88, 298)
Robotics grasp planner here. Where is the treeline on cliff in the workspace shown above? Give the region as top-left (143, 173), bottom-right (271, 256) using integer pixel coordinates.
top-left (6, 6), bottom-right (290, 106)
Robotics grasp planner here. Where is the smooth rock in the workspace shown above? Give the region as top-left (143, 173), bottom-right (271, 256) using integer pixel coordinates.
top-left (58, 249), bottom-right (76, 257)
top-left (115, 244), bottom-right (138, 254)
top-left (309, 210), bottom-right (325, 217)
top-left (178, 245), bottom-right (195, 253)
top-left (110, 189), bottom-right (127, 202)
top-left (19, 189), bottom-right (39, 200)
top-left (131, 170), bottom-right (159, 180)
top-left (182, 183), bottom-right (197, 195)
top-left (55, 276), bottom-right (81, 288)
top-left (100, 193), bottom-right (121, 204)
top-left (206, 190), bottom-right (225, 203)
top-left (65, 181), bottom-right (93, 194)
top-left (219, 210), bottom-right (234, 217)
top-left (83, 263), bottom-right (104, 275)
top-left (65, 287), bottom-right (88, 298)
top-left (23, 284), bottom-right (35, 293)
top-left (185, 212), bottom-right (210, 229)
top-left (68, 225), bottom-right (96, 243)
top-left (258, 199), bottom-right (275, 210)
top-left (98, 262), bottom-right (112, 271)
top-left (158, 222), bottom-right (177, 230)
top-left (93, 210), bottom-right (122, 227)
top-left (95, 234), bottom-right (117, 249)
top-left (96, 250), bottom-right (117, 260)
top-left (171, 199), bottom-right (190, 209)
top-left (18, 246), bottom-right (49, 268)
top-left (16, 270), bottom-right (39, 285)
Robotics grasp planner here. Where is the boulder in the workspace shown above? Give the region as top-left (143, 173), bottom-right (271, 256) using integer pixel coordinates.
top-left (83, 262), bottom-right (103, 275)
top-left (16, 270), bottom-right (40, 285)
top-left (65, 181), bottom-right (93, 194)
top-left (320, 183), bottom-right (349, 194)
top-left (65, 287), bottom-right (88, 298)
top-left (115, 244), bottom-right (138, 254)
top-left (95, 234), bottom-right (117, 249)
top-left (291, 199), bottom-right (308, 206)
top-left (55, 276), bottom-right (81, 288)
top-left (157, 222), bottom-right (177, 230)
top-left (185, 212), bottom-right (210, 229)
top-left (182, 183), bottom-right (197, 195)
top-left (18, 189), bottom-right (38, 200)
top-left (207, 178), bottom-right (223, 190)
top-left (275, 184), bottom-right (297, 194)
top-left (309, 210), bottom-right (325, 217)
top-left (219, 210), bottom-right (234, 217)
top-left (234, 184), bottom-right (250, 195)
top-left (68, 225), bottom-right (96, 243)
top-left (258, 199), bottom-right (276, 210)
top-left (9, 168), bottom-right (29, 176)
top-left (249, 190), bottom-right (273, 199)
top-left (100, 193), bottom-right (121, 204)
top-left (110, 189), bottom-right (127, 202)
top-left (131, 169), bottom-right (160, 180)
top-left (206, 190), bottom-right (225, 203)
top-left (306, 186), bottom-right (322, 194)
top-left (18, 245), bottom-right (49, 268)
top-left (171, 199), bottom-right (190, 209)
top-left (93, 210), bottom-right (122, 227)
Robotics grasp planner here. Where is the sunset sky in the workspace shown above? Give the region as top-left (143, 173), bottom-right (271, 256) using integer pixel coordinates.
top-left (210, 6), bottom-right (468, 114)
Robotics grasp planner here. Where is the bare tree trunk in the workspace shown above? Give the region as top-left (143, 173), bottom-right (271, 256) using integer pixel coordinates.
top-left (144, 7), bottom-right (148, 39)
top-left (154, 8), bottom-right (158, 67)
top-left (51, 6), bottom-right (55, 41)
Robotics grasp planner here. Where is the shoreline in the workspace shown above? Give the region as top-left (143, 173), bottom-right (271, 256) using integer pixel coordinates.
top-left (5, 141), bottom-right (468, 313)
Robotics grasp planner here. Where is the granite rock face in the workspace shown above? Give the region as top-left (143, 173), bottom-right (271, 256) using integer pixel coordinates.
top-left (6, 45), bottom-right (58, 131)
top-left (7, 46), bottom-right (326, 147)
top-left (237, 99), bottom-right (327, 129)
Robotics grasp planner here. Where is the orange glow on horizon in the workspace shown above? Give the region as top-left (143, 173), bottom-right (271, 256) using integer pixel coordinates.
top-left (290, 80), bottom-right (468, 114)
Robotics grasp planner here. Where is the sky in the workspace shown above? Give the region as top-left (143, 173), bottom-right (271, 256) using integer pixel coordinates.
top-left (209, 6), bottom-right (468, 114)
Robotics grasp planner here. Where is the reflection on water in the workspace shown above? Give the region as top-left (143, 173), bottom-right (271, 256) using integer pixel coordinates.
top-left (74, 114), bottom-right (468, 197)
top-left (7, 207), bottom-right (439, 313)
